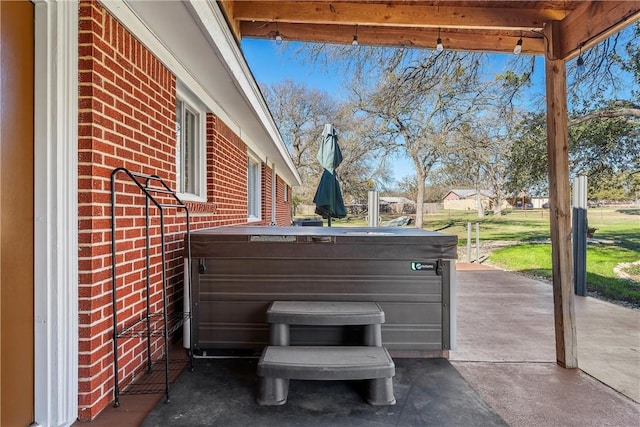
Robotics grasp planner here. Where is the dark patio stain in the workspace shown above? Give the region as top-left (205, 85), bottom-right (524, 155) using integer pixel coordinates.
top-left (141, 358), bottom-right (507, 427)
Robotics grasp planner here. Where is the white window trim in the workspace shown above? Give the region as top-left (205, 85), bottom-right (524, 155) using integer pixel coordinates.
top-left (176, 82), bottom-right (207, 202)
top-left (271, 164), bottom-right (277, 224)
top-left (247, 153), bottom-right (262, 222)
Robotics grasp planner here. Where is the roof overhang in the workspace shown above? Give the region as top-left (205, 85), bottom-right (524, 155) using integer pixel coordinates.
top-left (220, 1), bottom-right (640, 60)
top-left (102, 0), bottom-right (302, 187)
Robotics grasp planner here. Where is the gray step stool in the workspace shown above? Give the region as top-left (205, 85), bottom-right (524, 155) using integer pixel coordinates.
top-left (266, 301), bottom-right (385, 346)
top-left (257, 301), bottom-right (395, 406)
top-left (257, 346), bottom-right (396, 406)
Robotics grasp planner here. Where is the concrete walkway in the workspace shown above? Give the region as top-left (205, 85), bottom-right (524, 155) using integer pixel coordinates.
top-left (451, 263), bottom-right (640, 426)
top-left (575, 296), bottom-right (640, 402)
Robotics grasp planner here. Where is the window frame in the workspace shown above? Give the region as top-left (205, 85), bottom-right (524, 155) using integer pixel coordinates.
top-left (175, 84), bottom-right (206, 202)
top-left (247, 153), bottom-right (262, 222)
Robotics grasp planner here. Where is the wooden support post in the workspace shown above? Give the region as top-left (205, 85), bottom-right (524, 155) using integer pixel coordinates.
top-left (544, 22), bottom-right (578, 369)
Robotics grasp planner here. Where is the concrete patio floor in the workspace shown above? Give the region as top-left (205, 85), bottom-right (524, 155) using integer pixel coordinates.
top-left (451, 263), bottom-right (639, 426)
top-left (79, 263), bottom-right (640, 426)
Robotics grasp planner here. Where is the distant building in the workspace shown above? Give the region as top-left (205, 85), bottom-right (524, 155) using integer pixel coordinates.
top-left (442, 189), bottom-right (510, 211)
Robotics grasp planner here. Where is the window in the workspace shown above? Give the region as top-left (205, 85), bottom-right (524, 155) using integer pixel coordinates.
top-left (283, 183), bottom-right (288, 202)
top-left (176, 86), bottom-right (205, 201)
top-left (247, 156), bottom-right (262, 221)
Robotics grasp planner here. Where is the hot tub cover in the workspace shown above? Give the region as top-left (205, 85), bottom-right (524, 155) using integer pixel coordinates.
top-left (188, 226), bottom-right (458, 260)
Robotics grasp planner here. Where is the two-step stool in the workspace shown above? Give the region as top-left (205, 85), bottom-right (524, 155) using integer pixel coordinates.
top-left (256, 301), bottom-right (396, 406)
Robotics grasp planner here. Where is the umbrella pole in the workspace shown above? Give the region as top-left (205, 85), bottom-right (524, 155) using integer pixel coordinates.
top-left (328, 216), bottom-right (332, 227)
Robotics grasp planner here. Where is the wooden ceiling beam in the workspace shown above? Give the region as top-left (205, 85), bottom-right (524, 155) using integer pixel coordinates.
top-left (556, 1), bottom-right (640, 60)
top-left (240, 21), bottom-right (545, 54)
top-left (219, 0), bottom-right (242, 42)
top-left (232, 1), bottom-right (565, 31)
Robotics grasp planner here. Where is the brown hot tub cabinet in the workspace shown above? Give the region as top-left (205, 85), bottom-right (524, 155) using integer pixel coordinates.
top-left (186, 226), bottom-right (457, 357)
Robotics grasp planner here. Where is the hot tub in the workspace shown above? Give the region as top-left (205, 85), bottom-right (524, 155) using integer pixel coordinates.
top-left (186, 226), bottom-right (457, 358)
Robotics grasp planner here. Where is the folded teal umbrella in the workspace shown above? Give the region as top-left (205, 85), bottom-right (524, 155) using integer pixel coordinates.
top-left (313, 124), bottom-right (346, 226)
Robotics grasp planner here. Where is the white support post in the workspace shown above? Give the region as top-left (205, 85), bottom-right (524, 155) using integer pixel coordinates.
top-left (33, 0), bottom-right (79, 425)
top-left (467, 222), bottom-right (472, 263)
top-left (475, 223), bottom-right (480, 263)
top-left (368, 191), bottom-right (379, 227)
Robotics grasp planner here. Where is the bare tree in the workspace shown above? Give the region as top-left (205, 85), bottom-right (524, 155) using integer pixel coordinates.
top-left (261, 80), bottom-right (335, 165)
top-left (331, 105), bottom-right (394, 201)
top-left (262, 79), bottom-right (389, 204)
top-left (448, 116), bottom-right (515, 216)
top-left (351, 50), bottom-right (487, 228)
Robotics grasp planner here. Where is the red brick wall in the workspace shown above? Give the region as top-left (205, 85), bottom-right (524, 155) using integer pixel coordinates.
top-left (204, 113), bottom-right (249, 225)
top-left (77, 1), bottom-right (292, 420)
top-left (78, 1), bottom-right (179, 419)
top-left (276, 176), bottom-right (293, 225)
top-left (258, 165), bottom-right (292, 226)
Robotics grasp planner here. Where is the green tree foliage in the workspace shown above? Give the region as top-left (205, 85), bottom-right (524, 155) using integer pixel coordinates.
top-left (570, 113), bottom-right (638, 177)
top-left (590, 171), bottom-right (640, 202)
top-left (507, 111), bottom-right (550, 196)
top-left (507, 23), bottom-right (639, 200)
top-left (508, 111), bottom-right (638, 200)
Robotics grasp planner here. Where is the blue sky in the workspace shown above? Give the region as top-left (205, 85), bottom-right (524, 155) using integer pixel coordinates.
top-left (241, 39), bottom-right (548, 183)
top-left (243, 40), bottom-right (348, 96)
top-left (243, 39), bottom-right (547, 101)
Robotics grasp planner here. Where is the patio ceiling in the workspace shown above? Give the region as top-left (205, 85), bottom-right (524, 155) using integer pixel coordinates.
top-left (220, 1), bottom-right (640, 59)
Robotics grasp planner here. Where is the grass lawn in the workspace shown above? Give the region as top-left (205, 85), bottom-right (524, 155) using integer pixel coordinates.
top-left (478, 208), bottom-right (639, 305)
top-left (330, 208), bottom-right (553, 241)
top-left (490, 243), bottom-right (640, 304)
top-left (326, 207), bottom-right (640, 305)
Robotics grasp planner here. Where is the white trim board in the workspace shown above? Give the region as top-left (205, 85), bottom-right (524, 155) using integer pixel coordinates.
top-left (33, 0), bottom-right (79, 426)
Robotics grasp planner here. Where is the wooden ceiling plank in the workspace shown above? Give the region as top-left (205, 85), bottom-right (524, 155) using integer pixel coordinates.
top-left (239, 21), bottom-right (545, 54)
top-left (233, 1), bottom-right (565, 31)
top-left (557, 0), bottom-right (640, 60)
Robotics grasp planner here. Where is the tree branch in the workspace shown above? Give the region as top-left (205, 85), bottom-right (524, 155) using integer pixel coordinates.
top-left (569, 107), bottom-right (640, 126)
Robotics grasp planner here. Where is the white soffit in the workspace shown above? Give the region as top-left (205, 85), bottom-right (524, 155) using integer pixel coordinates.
top-left (102, 0), bottom-right (301, 187)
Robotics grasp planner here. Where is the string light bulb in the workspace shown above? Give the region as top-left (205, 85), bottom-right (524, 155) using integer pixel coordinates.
top-left (576, 44), bottom-right (585, 69)
top-left (436, 28), bottom-right (443, 52)
top-left (352, 25), bottom-right (358, 46)
top-left (513, 34), bottom-right (523, 55)
top-left (274, 22), bottom-right (282, 45)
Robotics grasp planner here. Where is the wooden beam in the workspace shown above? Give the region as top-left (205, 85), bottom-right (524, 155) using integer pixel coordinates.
top-left (219, 0), bottom-right (242, 43)
top-left (556, 1), bottom-right (640, 60)
top-left (233, 1), bottom-right (564, 31)
top-left (543, 21), bottom-right (578, 369)
top-left (240, 21), bottom-right (545, 54)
